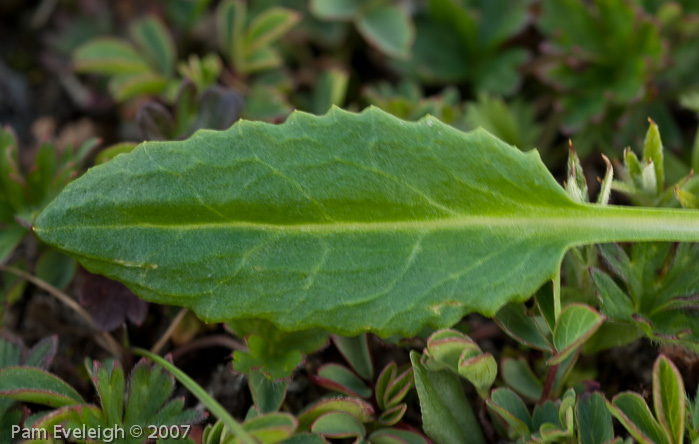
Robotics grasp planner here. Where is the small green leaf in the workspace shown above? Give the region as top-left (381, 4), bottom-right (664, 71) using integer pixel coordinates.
top-left (625, 148), bottom-right (643, 184)
top-left (244, 47), bottom-right (282, 73)
top-left (243, 413), bottom-right (297, 443)
top-left (297, 397), bottom-right (374, 431)
top-left (458, 353), bottom-right (496, 399)
top-left (565, 142), bottom-right (589, 204)
top-left (643, 119), bottom-right (664, 196)
top-left (311, 411), bottom-right (365, 439)
top-left (576, 393), bottom-right (613, 444)
top-left (229, 319), bottom-right (328, 380)
top-left (73, 38), bottom-right (151, 74)
top-left (356, 6), bottom-right (414, 59)
top-left (424, 329), bottom-right (479, 372)
top-left (108, 72), bottom-right (169, 102)
top-left (487, 387), bottom-right (532, 436)
top-left (249, 370), bottom-right (288, 414)
top-left (129, 16), bottom-right (176, 76)
top-left (309, 0), bottom-right (359, 21)
top-left (382, 364), bottom-right (413, 409)
top-left (608, 393), bottom-right (670, 444)
top-left (535, 277), bottom-right (559, 332)
top-left (597, 154), bottom-right (614, 205)
top-left (245, 8), bottom-right (301, 53)
top-left (410, 351), bottom-right (485, 444)
top-left (314, 364), bottom-right (372, 398)
top-left (675, 186), bottom-right (699, 209)
top-left (501, 357), bottom-right (543, 401)
top-left (0, 366), bottom-right (84, 407)
top-left (370, 428), bottom-right (429, 444)
top-left (332, 334), bottom-right (373, 381)
top-left (532, 401), bottom-right (560, 431)
top-left (495, 303), bottom-right (552, 352)
top-left (590, 268), bottom-right (634, 321)
top-left (375, 362), bottom-right (397, 411)
top-left (217, 0), bottom-right (246, 69)
top-left (550, 304), bottom-right (603, 364)
top-left (653, 355), bottom-right (684, 444)
top-left (377, 403), bottom-right (407, 426)
top-left (90, 360), bottom-right (124, 426)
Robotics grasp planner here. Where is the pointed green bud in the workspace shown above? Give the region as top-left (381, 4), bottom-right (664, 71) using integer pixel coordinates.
top-left (565, 140), bottom-right (588, 203)
top-left (624, 147), bottom-right (642, 186)
top-left (458, 352), bottom-right (497, 399)
top-left (596, 154), bottom-right (613, 205)
top-left (641, 160), bottom-right (658, 195)
top-left (643, 118), bottom-right (664, 195)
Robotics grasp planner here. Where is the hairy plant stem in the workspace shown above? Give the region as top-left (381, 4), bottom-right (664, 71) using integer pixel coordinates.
top-left (0, 264), bottom-right (124, 359)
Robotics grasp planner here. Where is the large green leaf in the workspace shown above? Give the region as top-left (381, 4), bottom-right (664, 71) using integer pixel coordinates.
top-left (34, 107), bottom-right (699, 336)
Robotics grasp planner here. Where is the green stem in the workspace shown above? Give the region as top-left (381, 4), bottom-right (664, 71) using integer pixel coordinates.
top-left (132, 348), bottom-right (256, 444)
top-left (569, 205), bottom-right (699, 245)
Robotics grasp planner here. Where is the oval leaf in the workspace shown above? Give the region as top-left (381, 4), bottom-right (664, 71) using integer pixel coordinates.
top-left (332, 334), bottom-right (373, 381)
top-left (34, 107), bottom-right (699, 337)
top-left (410, 351), bottom-right (485, 444)
top-left (297, 397), bottom-right (374, 431)
top-left (549, 304), bottom-right (603, 365)
top-left (356, 6), bottom-right (414, 59)
top-left (73, 38), bottom-right (150, 74)
top-left (653, 355), bottom-right (685, 444)
top-left (311, 411), bottom-right (365, 439)
top-left (608, 393), bottom-right (670, 444)
top-left (0, 366), bottom-right (84, 407)
top-left (312, 364), bottom-right (372, 398)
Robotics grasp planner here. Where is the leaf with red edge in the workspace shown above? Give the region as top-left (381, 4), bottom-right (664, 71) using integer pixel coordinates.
top-left (0, 366), bottom-right (84, 407)
top-left (377, 403), bottom-right (407, 426)
top-left (297, 397), bottom-right (374, 431)
top-left (312, 363), bottom-right (372, 398)
top-left (332, 334), bottom-right (373, 381)
top-left (382, 364), bottom-right (414, 409)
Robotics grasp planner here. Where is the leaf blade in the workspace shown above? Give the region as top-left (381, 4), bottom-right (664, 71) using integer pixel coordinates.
top-left (34, 107), bottom-right (699, 336)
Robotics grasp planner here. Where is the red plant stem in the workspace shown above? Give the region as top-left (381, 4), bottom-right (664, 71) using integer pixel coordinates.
top-left (539, 363), bottom-right (560, 404)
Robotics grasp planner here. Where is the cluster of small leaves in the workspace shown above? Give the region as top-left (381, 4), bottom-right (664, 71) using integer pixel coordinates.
top-left (396, 0), bottom-right (529, 95)
top-left (0, 126), bottom-right (96, 264)
top-left (0, 348), bottom-right (204, 444)
top-left (228, 319), bottom-right (329, 380)
top-left (0, 335), bottom-right (57, 442)
top-left (74, 16), bottom-right (181, 102)
top-left (217, 0), bottom-right (300, 76)
top-left (309, 0), bottom-right (414, 60)
top-left (608, 354), bottom-right (687, 444)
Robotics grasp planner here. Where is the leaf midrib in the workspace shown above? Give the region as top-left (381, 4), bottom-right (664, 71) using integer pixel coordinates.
top-left (34, 207), bottom-right (699, 237)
